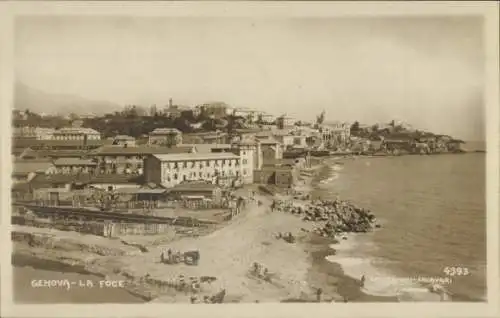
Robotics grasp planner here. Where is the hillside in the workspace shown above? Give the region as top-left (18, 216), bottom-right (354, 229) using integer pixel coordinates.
top-left (14, 82), bottom-right (121, 115)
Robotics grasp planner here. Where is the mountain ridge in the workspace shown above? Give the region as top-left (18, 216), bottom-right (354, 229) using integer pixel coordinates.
top-left (14, 82), bottom-right (122, 115)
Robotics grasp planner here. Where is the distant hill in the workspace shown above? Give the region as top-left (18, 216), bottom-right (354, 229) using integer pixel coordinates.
top-left (14, 82), bottom-right (122, 115)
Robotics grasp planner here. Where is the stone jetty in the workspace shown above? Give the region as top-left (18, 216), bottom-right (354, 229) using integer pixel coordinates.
top-left (272, 199), bottom-right (378, 238)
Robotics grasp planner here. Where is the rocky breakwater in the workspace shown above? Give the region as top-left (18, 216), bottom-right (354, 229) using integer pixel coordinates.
top-left (273, 199), bottom-right (379, 238)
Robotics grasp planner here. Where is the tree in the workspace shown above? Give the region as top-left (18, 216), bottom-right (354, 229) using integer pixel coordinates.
top-left (316, 110), bottom-right (325, 125)
top-left (246, 113), bottom-right (254, 124)
top-left (256, 113), bottom-right (264, 125)
top-left (350, 121), bottom-right (360, 133)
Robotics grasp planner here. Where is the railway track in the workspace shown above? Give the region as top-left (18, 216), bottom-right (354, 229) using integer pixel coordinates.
top-left (12, 202), bottom-right (217, 226)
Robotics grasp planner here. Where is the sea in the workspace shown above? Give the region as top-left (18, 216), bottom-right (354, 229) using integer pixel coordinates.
top-left (313, 151), bottom-right (487, 302)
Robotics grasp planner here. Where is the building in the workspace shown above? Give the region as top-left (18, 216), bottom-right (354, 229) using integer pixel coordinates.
top-left (17, 148), bottom-right (94, 160)
top-left (183, 131), bottom-right (229, 144)
top-left (258, 113), bottom-right (276, 125)
top-left (52, 158), bottom-right (98, 175)
top-left (91, 145), bottom-right (195, 175)
top-left (253, 166), bottom-right (298, 189)
top-left (276, 115), bottom-right (296, 129)
top-left (181, 141), bottom-right (256, 184)
top-left (258, 137), bottom-right (284, 164)
top-left (149, 105), bottom-right (158, 116)
top-left (113, 135), bottom-right (136, 147)
top-left (144, 152), bottom-right (241, 188)
top-left (163, 105), bottom-right (192, 119)
top-left (26, 173), bottom-right (143, 192)
top-left (192, 106), bottom-right (202, 118)
top-left (52, 127), bottom-right (101, 141)
top-left (318, 122), bottom-right (351, 148)
top-left (199, 102), bottom-right (229, 118)
top-left (233, 108), bottom-right (257, 123)
top-left (167, 182), bottom-right (222, 201)
top-left (12, 159), bottom-right (56, 183)
top-left (446, 139), bottom-right (465, 153)
top-left (12, 138), bottom-right (110, 152)
top-left (148, 128), bottom-right (183, 146)
top-left (13, 127), bottom-right (55, 140)
top-left (267, 130), bottom-right (295, 149)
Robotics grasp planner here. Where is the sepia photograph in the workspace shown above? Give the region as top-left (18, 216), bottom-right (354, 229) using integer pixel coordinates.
top-left (0, 1), bottom-right (499, 318)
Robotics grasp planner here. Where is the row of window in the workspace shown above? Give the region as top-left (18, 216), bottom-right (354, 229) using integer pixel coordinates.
top-left (164, 170), bottom-right (239, 182)
top-left (164, 159), bottom-right (239, 169)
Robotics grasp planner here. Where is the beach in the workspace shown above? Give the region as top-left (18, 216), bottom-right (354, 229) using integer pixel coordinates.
top-left (11, 159), bottom-right (376, 304)
top-left (13, 154), bottom-right (484, 304)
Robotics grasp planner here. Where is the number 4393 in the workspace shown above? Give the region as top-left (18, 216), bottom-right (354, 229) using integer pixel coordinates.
top-left (443, 266), bottom-right (470, 276)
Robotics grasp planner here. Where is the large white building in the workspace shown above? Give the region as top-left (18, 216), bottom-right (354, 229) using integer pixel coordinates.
top-left (144, 152), bottom-right (241, 188)
top-left (318, 121), bottom-right (351, 147)
top-left (180, 141), bottom-right (257, 185)
top-left (52, 127), bottom-right (101, 141)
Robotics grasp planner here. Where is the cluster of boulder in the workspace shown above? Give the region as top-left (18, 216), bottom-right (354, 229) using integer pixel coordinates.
top-left (273, 199), bottom-right (379, 238)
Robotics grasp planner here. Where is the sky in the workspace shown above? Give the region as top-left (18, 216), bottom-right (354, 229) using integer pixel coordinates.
top-left (15, 16), bottom-right (485, 141)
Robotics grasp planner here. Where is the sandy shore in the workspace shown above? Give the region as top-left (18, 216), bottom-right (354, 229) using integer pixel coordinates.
top-left (12, 160), bottom-right (389, 303)
top-left (12, 197), bottom-right (324, 303)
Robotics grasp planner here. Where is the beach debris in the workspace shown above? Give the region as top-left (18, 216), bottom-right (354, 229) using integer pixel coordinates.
top-left (272, 198), bottom-right (378, 238)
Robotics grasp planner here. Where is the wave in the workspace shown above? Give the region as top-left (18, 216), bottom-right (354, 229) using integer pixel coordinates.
top-left (326, 235), bottom-right (450, 302)
top-left (317, 164), bottom-right (343, 186)
top-left (319, 174), bottom-right (338, 185)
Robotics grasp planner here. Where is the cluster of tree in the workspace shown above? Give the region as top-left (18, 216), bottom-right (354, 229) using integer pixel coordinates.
top-left (12, 105), bottom-right (250, 138)
top-left (12, 109), bottom-right (71, 129)
top-left (350, 120), bottom-right (440, 141)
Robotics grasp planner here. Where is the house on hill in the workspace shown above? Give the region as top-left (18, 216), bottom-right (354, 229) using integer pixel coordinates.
top-left (148, 128), bottom-right (183, 146)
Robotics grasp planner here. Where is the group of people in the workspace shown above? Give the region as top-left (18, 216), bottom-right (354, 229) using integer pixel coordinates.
top-left (189, 289), bottom-right (226, 304)
top-left (252, 262), bottom-right (272, 281)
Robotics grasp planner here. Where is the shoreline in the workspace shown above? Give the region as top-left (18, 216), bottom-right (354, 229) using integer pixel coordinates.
top-left (11, 155), bottom-right (481, 304)
top-left (9, 160), bottom-right (354, 304)
top-left (309, 157), bottom-right (486, 302)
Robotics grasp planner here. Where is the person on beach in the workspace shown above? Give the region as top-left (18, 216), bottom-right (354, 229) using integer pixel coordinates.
top-left (360, 275), bottom-right (366, 287)
top-left (160, 251), bottom-right (165, 264)
top-left (316, 288), bottom-right (323, 302)
top-left (190, 295), bottom-right (198, 304)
